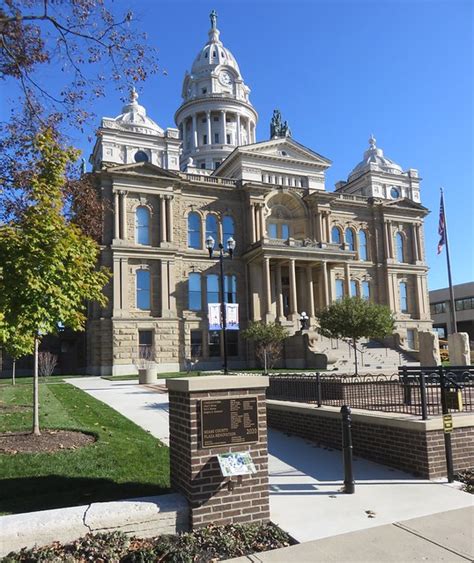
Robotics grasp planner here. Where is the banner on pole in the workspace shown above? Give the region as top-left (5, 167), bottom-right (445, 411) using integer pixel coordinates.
top-left (226, 303), bottom-right (239, 330)
top-left (208, 303), bottom-right (221, 330)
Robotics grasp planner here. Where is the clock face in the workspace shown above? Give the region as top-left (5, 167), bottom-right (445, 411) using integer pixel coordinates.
top-left (219, 71), bottom-right (232, 85)
top-left (390, 187), bottom-right (400, 199)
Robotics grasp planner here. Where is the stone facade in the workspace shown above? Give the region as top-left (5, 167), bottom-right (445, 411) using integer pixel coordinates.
top-left (86, 12), bottom-right (432, 375)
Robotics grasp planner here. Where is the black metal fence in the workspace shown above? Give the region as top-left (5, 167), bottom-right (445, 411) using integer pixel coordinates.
top-left (266, 366), bottom-right (474, 419)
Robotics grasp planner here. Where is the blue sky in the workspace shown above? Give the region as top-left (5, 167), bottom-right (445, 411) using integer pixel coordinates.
top-left (2, 0), bottom-right (473, 290)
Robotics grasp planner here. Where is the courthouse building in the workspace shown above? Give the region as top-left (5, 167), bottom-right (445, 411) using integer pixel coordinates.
top-left (86, 12), bottom-right (432, 375)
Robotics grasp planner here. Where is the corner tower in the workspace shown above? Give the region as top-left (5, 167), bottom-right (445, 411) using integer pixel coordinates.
top-left (175, 10), bottom-right (258, 172)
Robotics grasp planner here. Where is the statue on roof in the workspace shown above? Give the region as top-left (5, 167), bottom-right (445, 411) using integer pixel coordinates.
top-left (210, 9), bottom-right (218, 29)
top-left (270, 109), bottom-right (292, 139)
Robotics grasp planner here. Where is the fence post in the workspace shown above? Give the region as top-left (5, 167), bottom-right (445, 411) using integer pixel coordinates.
top-left (402, 366), bottom-right (411, 406)
top-left (439, 366), bottom-right (454, 483)
top-left (419, 372), bottom-right (428, 420)
top-left (341, 405), bottom-right (355, 494)
top-left (316, 372), bottom-right (322, 407)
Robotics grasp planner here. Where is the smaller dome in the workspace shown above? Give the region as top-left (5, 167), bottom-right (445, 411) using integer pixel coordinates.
top-left (111, 88), bottom-right (163, 135)
top-left (348, 135), bottom-right (403, 181)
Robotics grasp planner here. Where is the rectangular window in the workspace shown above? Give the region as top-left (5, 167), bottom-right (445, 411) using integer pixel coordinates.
top-left (188, 273), bottom-right (202, 310)
top-left (209, 331), bottom-right (221, 357)
top-left (190, 330), bottom-right (203, 357)
top-left (226, 134), bottom-right (231, 144)
top-left (455, 297), bottom-right (474, 311)
top-left (207, 274), bottom-right (219, 305)
top-left (227, 331), bottom-right (239, 356)
top-left (213, 116), bottom-right (219, 122)
top-left (335, 279), bottom-right (344, 301)
top-left (432, 302), bottom-right (447, 314)
top-left (350, 280), bottom-right (358, 297)
top-left (406, 329), bottom-right (416, 350)
top-left (400, 282), bottom-right (408, 313)
top-left (268, 223), bottom-right (278, 239)
top-left (203, 134), bottom-right (207, 145)
top-left (214, 133), bottom-right (219, 144)
top-left (136, 269), bottom-right (151, 310)
top-left (200, 163), bottom-right (206, 169)
top-left (138, 330), bottom-right (153, 362)
top-left (281, 223), bottom-right (289, 239)
top-left (362, 281), bottom-right (370, 300)
top-left (224, 275), bottom-right (237, 303)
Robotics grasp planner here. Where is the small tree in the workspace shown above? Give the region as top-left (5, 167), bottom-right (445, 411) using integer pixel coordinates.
top-left (316, 297), bottom-right (395, 375)
top-left (2, 330), bottom-right (34, 385)
top-left (242, 322), bottom-right (289, 374)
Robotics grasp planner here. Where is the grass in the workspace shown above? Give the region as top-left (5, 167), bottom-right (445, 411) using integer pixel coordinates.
top-left (0, 382), bottom-right (170, 515)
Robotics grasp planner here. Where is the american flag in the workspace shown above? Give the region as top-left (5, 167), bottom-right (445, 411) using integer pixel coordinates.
top-left (437, 190), bottom-right (446, 255)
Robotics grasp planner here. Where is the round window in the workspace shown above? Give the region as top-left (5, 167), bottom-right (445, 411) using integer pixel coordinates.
top-left (390, 187), bottom-right (400, 199)
top-left (134, 150), bottom-right (149, 163)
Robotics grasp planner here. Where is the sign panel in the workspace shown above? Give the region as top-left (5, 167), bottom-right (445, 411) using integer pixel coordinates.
top-left (217, 452), bottom-right (257, 477)
top-left (208, 303), bottom-right (221, 330)
top-left (446, 390), bottom-right (463, 412)
top-left (201, 397), bottom-right (259, 448)
top-left (226, 303), bottom-right (239, 330)
top-left (443, 414), bottom-right (453, 433)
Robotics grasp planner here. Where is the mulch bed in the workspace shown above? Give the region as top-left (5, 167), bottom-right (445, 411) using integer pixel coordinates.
top-left (0, 430), bottom-right (96, 454)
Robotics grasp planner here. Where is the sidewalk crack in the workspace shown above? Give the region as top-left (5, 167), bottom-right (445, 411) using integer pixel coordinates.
top-left (82, 504), bottom-right (93, 533)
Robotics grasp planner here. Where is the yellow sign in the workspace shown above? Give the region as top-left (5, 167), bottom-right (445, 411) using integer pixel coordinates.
top-left (443, 414), bottom-right (453, 433)
top-left (446, 390), bottom-right (463, 412)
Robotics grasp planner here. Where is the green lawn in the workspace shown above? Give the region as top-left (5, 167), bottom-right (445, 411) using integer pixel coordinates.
top-left (0, 383), bottom-right (170, 515)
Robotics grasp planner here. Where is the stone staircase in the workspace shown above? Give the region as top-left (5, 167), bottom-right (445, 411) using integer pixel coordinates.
top-left (312, 334), bottom-right (419, 374)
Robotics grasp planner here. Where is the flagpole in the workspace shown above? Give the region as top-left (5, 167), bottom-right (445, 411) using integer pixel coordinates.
top-left (440, 188), bottom-right (457, 334)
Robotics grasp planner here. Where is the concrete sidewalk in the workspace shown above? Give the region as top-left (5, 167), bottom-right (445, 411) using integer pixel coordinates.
top-left (67, 377), bottom-right (473, 559)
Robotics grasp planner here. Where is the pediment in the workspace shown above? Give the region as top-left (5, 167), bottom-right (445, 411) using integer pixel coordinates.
top-left (239, 138), bottom-right (331, 167)
top-left (104, 162), bottom-right (179, 179)
top-left (383, 198), bottom-right (428, 212)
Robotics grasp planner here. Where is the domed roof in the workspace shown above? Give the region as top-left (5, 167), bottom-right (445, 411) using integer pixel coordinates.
top-left (348, 135), bottom-right (403, 181)
top-left (190, 10), bottom-right (241, 76)
top-left (110, 88), bottom-right (163, 135)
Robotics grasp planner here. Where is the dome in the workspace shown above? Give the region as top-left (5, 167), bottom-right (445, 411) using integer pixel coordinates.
top-left (111, 88), bottom-right (164, 135)
top-left (348, 135), bottom-right (403, 181)
top-left (190, 27), bottom-right (241, 76)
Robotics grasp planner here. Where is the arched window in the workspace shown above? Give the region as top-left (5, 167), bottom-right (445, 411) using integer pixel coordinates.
top-left (206, 274), bottom-right (219, 305)
top-left (136, 206), bottom-right (150, 245)
top-left (188, 212), bottom-right (201, 249)
top-left (345, 228), bottom-right (355, 251)
top-left (362, 281), bottom-right (370, 300)
top-left (399, 281), bottom-right (408, 312)
top-left (224, 275), bottom-right (237, 303)
top-left (350, 280), bottom-right (358, 297)
top-left (188, 273), bottom-right (202, 311)
top-left (331, 227), bottom-right (342, 244)
top-left (136, 269), bottom-right (150, 310)
top-left (396, 233), bottom-right (405, 262)
top-left (205, 215), bottom-right (218, 249)
top-left (222, 216), bottom-right (235, 246)
top-left (359, 231), bottom-right (368, 261)
top-left (335, 279), bottom-right (344, 301)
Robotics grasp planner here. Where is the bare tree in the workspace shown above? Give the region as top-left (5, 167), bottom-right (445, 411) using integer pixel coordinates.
top-left (38, 351), bottom-right (58, 377)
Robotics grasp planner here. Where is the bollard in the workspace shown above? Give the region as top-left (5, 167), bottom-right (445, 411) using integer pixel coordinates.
top-left (316, 372), bottom-right (322, 407)
top-left (341, 405), bottom-right (355, 494)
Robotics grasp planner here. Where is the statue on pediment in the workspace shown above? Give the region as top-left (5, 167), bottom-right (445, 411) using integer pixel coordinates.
top-left (270, 109), bottom-right (292, 139)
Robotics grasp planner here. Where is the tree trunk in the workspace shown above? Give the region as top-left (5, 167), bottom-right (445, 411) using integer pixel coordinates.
top-left (33, 336), bottom-right (40, 436)
top-left (12, 359), bottom-right (16, 386)
top-left (353, 337), bottom-right (358, 376)
top-left (264, 348), bottom-right (268, 375)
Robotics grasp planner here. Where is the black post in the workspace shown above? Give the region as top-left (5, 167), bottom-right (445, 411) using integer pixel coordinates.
top-left (439, 366), bottom-right (454, 483)
top-left (419, 372), bottom-right (428, 420)
top-left (402, 366), bottom-right (411, 406)
top-left (316, 372), bottom-right (322, 407)
top-left (218, 247), bottom-right (228, 375)
top-left (341, 405), bottom-right (355, 494)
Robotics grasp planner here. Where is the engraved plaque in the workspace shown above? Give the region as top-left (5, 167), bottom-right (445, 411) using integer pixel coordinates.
top-left (201, 397), bottom-right (259, 448)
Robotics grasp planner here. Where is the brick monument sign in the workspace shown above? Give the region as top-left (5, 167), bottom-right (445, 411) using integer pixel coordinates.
top-left (166, 376), bottom-right (270, 529)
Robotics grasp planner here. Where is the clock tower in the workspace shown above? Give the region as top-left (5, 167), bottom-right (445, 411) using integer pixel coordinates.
top-left (175, 11), bottom-right (258, 172)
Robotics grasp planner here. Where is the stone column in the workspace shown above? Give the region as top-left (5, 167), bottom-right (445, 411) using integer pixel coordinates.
top-left (160, 195), bottom-right (167, 243)
top-left (315, 212), bottom-right (322, 242)
top-left (258, 204), bottom-right (265, 240)
top-left (166, 376), bottom-right (270, 529)
top-left (307, 265), bottom-right (315, 318)
top-left (161, 259), bottom-right (170, 317)
top-left (262, 257), bottom-right (272, 320)
top-left (345, 263), bottom-right (351, 296)
top-left (249, 203), bottom-right (256, 243)
top-left (112, 257), bottom-right (122, 316)
top-left (221, 110), bottom-right (226, 144)
top-left (119, 191), bottom-right (127, 241)
top-left (166, 195), bottom-right (174, 243)
top-left (206, 111), bottom-right (212, 145)
top-left (411, 224), bottom-right (419, 262)
top-left (120, 258), bottom-right (129, 315)
top-left (415, 275), bottom-right (424, 319)
top-left (276, 263), bottom-right (284, 320)
top-left (324, 212), bottom-right (331, 243)
top-left (192, 114), bottom-right (198, 149)
top-left (289, 259), bottom-right (298, 319)
top-left (236, 114), bottom-right (242, 145)
top-left (416, 224), bottom-right (423, 261)
top-left (114, 191), bottom-right (120, 240)
top-left (246, 119), bottom-right (251, 145)
top-left (322, 261), bottom-right (329, 306)
top-left (168, 260), bottom-right (177, 315)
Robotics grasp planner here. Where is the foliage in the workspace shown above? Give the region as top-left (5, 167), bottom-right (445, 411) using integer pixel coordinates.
top-left (455, 469), bottom-right (474, 494)
top-left (242, 322), bottom-right (289, 373)
top-left (316, 297), bottom-right (394, 374)
top-left (4, 523), bottom-right (293, 562)
top-left (0, 129), bottom-right (110, 356)
top-left (0, 383), bottom-right (170, 514)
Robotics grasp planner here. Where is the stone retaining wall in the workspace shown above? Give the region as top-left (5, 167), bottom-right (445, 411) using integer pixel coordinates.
top-left (267, 400), bottom-right (474, 479)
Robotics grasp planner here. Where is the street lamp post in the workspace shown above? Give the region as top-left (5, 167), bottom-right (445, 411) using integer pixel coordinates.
top-left (299, 311), bottom-right (309, 330)
top-left (206, 235), bottom-right (236, 374)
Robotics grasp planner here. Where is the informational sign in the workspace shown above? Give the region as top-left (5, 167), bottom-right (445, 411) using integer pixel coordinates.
top-left (443, 414), bottom-right (453, 433)
top-left (446, 390), bottom-right (463, 412)
top-left (217, 452), bottom-right (257, 477)
top-left (208, 303), bottom-right (221, 330)
top-left (226, 303), bottom-right (239, 330)
top-left (201, 397), bottom-right (259, 448)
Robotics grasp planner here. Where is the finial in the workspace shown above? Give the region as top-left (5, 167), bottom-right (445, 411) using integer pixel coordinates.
top-left (369, 134), bottom-right (376, 149)
top-left (210, 9), bottom-right (218, 29)
top-left (130, 86), bottom-right (138, 103)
